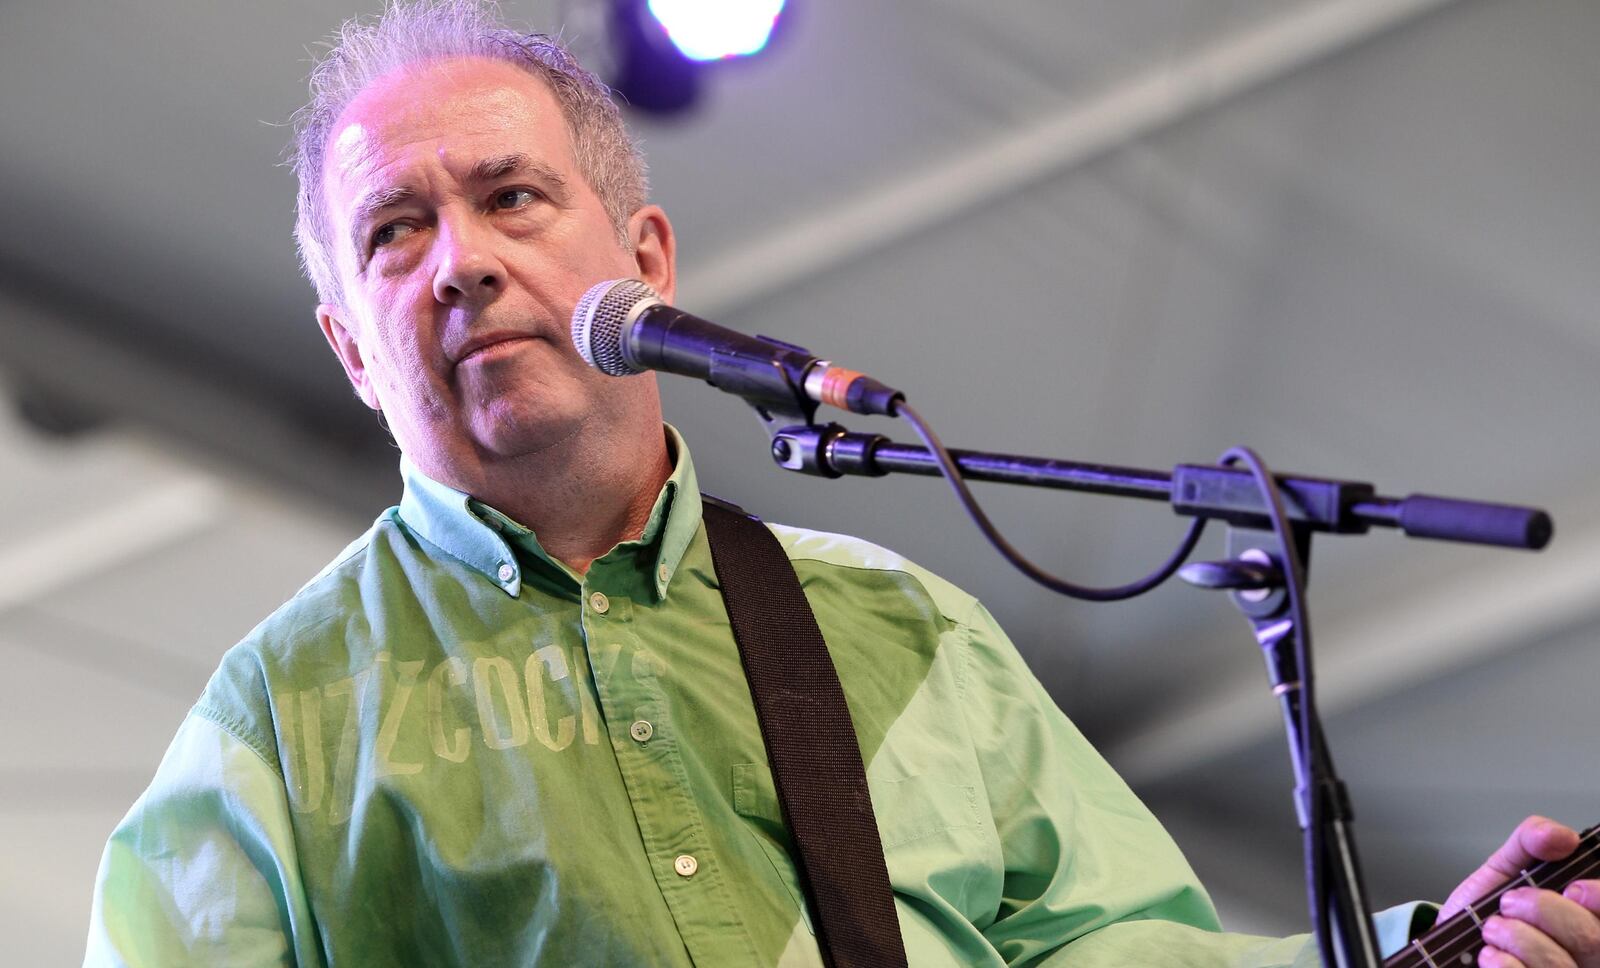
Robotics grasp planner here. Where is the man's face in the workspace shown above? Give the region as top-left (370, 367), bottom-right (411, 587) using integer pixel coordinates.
top-left (317, 57), bottom-right (673, 480)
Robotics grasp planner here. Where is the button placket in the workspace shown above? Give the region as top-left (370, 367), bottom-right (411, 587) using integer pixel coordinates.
top-left (581, 576), bottom-right (757, 964)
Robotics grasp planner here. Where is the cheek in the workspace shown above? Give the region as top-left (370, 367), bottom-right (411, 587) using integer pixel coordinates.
top-left (513, 223), bottom-right (633, 298)
top-left (362, 306), bottom-right (452, 417)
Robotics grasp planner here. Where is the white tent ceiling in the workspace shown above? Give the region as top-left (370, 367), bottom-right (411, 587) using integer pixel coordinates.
top-left (2, 0), bottom-right (1597, 960)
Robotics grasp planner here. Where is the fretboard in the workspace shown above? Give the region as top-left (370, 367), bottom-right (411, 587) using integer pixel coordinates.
top-left (1384, 824), bottom-right (1600, 968)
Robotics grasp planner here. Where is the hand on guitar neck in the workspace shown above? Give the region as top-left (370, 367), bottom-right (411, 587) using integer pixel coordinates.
top-left (1386, 816), bottom-right (1600, 968)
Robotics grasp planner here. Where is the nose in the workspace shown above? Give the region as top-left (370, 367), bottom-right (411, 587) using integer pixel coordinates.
top-left (432, 213), bottom-right (506, 307)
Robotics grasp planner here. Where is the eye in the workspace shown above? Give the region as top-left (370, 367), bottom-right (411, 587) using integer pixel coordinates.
top-left (372, 222), bottom-right (414, 249)
top-left (493, 187), bottom-right (538, 211)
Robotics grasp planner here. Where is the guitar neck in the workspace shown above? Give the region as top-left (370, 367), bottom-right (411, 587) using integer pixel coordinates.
top-left (1384, 824), bottom-right (1600, 968)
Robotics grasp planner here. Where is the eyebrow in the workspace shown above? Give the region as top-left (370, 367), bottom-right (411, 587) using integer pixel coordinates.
top-left (349, 184), bottom-right (418, 254)
top-left (468, 152), bottom-right (571, 200)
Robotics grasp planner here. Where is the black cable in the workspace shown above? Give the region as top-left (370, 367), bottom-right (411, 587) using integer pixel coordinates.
top-left (892, 398), bottom-right (1344, 962)
top-left (1220, 447), bottom-right (1333, 968)
top-left (892, 399), bottom-right (1349, 960)
top-left (895, 402), bottom-right (1205, 602)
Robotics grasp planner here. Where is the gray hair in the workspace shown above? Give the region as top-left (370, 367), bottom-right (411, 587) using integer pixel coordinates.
top-left (291, 0), bottom-right (649, 305)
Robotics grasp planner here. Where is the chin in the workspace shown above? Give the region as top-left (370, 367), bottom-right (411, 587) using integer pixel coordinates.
top-left (470, 397), bottom-right (590, 459)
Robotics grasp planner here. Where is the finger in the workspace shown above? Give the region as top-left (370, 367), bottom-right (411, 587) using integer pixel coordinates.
top-left (1482, 914), bottom-right (1578, 968)
top-left (1524, 820), bottom-right (1582, 864)
top-left (1480, 947), bottom-right (1528, 968)
top-left (1441, 818), bottom-right (1582, 921)
top-left (1566, 882), bottom-right (1600, 917)
top-left (1500, 888), bottom-right (1600, 964)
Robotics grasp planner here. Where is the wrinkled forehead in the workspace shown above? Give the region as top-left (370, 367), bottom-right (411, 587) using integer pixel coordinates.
top-left (322, 56), bottom-right (575, 207)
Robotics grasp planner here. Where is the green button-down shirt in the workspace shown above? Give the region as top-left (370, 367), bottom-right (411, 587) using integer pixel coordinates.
top-left (86, 428), bottom-right (1423, 966)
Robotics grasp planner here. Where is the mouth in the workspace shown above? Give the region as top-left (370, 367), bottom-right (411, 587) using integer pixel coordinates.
top-left (455, 332), bottom-right (538, 365)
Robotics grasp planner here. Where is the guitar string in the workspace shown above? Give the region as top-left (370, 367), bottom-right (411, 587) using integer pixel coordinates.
top-left (1388, 835), bottom-right (1600, 967)
top-left (1338, 828), bottom-right (1600, 967)
top-left (1396, 871), bottom-right (1596, 968)
top-left (1395, 834), bottom-right (1600, 966)
top-left (1414, 837), bottom-right (1600, 965)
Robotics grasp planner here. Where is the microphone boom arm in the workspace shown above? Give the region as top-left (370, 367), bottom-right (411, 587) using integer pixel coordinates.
top-left (765, 423), bottom-right (1551, 551)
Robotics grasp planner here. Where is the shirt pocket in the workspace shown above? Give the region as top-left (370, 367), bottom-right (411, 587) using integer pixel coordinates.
top-left (733, 761), bottom-right (815, 934)
top-left (732, 762), bottom-right (985, 929)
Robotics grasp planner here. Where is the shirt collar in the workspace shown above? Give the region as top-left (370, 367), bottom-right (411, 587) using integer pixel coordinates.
top-left (396, 424), bottom-right (701, 600)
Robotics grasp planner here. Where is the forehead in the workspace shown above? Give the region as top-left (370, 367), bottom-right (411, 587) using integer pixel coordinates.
top-left (323, 56), bottom-right (575, 202)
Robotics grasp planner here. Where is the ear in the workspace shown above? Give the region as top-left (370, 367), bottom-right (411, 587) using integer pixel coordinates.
top-left (627, 205), bottom-right (677, 304)
top-left (316, 304), bottom-right (381, 411)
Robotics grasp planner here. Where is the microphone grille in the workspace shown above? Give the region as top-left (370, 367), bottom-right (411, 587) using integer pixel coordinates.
top-left (572, 278), bottom-right (660, 376)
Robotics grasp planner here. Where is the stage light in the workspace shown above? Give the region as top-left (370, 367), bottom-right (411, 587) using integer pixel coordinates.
top-left (645, 0), bottom-right (786, 62)
top-left (604, 0), bottom-right (791, 115)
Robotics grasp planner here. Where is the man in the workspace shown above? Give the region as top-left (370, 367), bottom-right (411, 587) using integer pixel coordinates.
top-left (86, 1), bottom-right (1600, 965)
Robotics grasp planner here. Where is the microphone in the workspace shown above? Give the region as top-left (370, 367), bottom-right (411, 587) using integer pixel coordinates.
top-left (571, 278), bottom-right (903, 417)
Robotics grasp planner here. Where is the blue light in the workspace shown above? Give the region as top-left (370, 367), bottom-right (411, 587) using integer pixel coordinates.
top-left (646, 0), bottom-right (786, 62)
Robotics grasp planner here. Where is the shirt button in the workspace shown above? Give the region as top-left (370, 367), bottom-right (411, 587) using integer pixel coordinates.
top-left (497, 563), bottom-right (515, 582)
top-left (674, 854), bottom-right (698, 877)
top-left (657, 563), bottom-right (670, 584)
top-left (629, 720), bottom-right (654, 743)
top-left (588, 591), bottom-right (610, 613)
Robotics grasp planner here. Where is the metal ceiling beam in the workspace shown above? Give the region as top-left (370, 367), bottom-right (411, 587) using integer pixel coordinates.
top-left (0, 475), bottom-right (223, 617)
top-left (682, 0), bottom-right (1462, 317)
top-left (0, 277), bottom-right (396, 518)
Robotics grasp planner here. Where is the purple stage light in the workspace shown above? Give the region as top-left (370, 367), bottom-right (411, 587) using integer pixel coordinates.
top-left (646, 0), bottom-right (786, 62)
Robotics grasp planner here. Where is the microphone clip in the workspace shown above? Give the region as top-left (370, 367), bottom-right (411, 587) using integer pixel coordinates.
top-left (712, 334), bottom-right (823, 428)
top-left (766, 423), bottom-right (896, 480)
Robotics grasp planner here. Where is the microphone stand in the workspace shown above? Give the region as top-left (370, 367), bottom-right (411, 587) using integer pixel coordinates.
top-left (686, 336), bottom-right (1549, 967)
top-left (755, 417), bottom-right (1550, 968)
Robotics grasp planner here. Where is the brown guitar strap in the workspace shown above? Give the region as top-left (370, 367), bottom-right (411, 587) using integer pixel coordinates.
top-left (700, 495), bottom-right (908, 968)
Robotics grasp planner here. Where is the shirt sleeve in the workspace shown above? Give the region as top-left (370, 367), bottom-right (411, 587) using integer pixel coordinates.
top-left (84, 713), bottom-right (320, 968)
top-left (956, 600), bottom-right (1428, 967)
